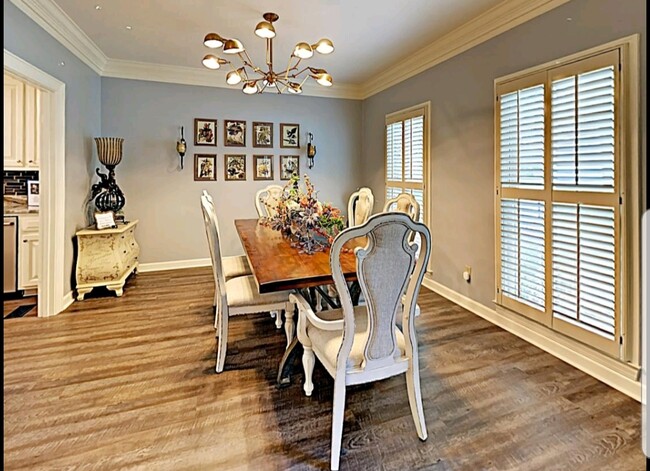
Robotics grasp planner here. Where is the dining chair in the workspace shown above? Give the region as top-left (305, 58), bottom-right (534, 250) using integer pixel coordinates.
top-left (255, 184), bottom-right (285, 218)
top-left (291, 212), bottom-right (431, 470)
top-left (383, 192), bottom-right (420, 222)
top-left (201, 194), bottom-right (295, 372)
top-left (347, 187), bottom-right (374, 227)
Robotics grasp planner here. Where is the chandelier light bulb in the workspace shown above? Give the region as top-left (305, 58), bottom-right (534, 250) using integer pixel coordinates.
top-left (223, 39), bottom-right (245, 54)
top-left (226, 69), bottom-right (243, 85)
top-left (293, 42), bottom-right (314, 59)
top-left (314, 38), bottom-right (334, 54)
top-left (287, 82), bottom-right (302, 94)
top-left (203, 33), bottom-right (224, 49)
top-left (202, 54), bottom-right (221, 70)
top-left (315, 73), bottom-right (333, 87)
top-left (254, 21), bottom-right (276, 38)
top-left (243, 81), bottom-right (258, 94)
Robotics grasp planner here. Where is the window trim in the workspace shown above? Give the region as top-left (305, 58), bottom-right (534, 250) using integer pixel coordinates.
top-left (493, 35), bottom-right (641, 363)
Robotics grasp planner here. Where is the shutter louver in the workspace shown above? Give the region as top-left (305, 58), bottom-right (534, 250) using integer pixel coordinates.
top-left (386, 122), bottom-right (403, 182)
top-left (552, 203), bottom-right (616, 338)
top-left (552, 66), bottom-right (615, 192)
top-left (500, 198), bottom-right (545, 310)
top-left (405, 116), bottom-right (424, 183)
top-left (500, 85), bottom-right (544, 188)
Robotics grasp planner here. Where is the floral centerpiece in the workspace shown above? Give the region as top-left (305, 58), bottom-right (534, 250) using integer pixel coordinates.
top-left (263, 175), bottom-right (345, 254)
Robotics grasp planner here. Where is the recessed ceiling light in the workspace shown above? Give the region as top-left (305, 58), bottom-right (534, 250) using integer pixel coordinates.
top-left (59, 61), bottom-right (65, 66)
top-left (125, 25), bottom-right (133, 30)
top-left (566, 17), bottom-right (573, 21)
top-left (95, 5), bottom-right (102, 10)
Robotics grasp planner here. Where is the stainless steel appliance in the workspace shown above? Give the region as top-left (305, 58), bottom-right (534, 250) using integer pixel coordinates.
top-left (4, 216), bottom-right (18, 293)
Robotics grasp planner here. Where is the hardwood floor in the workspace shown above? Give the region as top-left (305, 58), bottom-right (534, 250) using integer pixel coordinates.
top-left (3, 295), bottom-right (38, 319)
top-left (3, 268), bottom-right (644, 470)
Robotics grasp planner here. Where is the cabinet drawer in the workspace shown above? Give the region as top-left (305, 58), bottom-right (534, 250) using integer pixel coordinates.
top-left (20, 215), bottom-right (39, 233)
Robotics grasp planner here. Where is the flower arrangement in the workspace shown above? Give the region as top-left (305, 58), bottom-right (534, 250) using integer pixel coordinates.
top-left (263, 175), bottom-right (345, 254)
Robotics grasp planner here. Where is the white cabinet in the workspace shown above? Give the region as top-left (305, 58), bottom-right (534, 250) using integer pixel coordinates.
top-left (4, 73), bottom-right (24, 168)
top-left (3, 73), bottom-right (40, 170)
top-left (18, 215), bottom-right (39, 290)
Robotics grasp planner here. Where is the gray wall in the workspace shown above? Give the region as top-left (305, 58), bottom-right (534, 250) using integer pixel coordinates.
top-left (361, 0), bottom-right (647, 307)
top-left (101, 78), bottom-right (362, 262)
top-left (4, 0), bottom-right (102, 294)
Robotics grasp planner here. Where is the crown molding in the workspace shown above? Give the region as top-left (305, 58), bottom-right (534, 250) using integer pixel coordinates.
top-left (103, 58), bottom-right (364, 100)
top-left (360, 0), bottom-right (571, 99)
top-left (9, 0), bottom-right (108, 74)
top-left (10, 0), bottom-right (568, 100)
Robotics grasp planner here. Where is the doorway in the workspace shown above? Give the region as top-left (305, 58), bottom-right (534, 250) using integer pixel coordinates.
top-left (4, 49), bottom-right (66, 317)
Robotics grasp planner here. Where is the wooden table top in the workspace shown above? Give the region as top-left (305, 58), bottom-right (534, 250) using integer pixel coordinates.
top-left (235, 219), bottom-right (359, 293)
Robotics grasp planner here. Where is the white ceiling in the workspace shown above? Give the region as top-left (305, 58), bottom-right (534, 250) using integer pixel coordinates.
top-left (54, 0), bottom-right (505, 85)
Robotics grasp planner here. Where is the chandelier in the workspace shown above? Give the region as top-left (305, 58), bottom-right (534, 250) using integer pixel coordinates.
top-left (201, 12), bottom-right (334, 95)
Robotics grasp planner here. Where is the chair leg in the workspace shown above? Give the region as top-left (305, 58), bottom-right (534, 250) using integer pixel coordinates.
top-left (302, 346), bottom-right (315, 396)
top-left (406, 360), bottom-right (428, 441)
top-left (284, 303), bottom-right (295, 348)
top-left (215, 311), bottom-right (229, 373)
top-left (330, 378), bottom-right (347, 471)
top-left (273, 310), bottom-right (283, 329)
top-left (315, 291), bottom-right (323, 313)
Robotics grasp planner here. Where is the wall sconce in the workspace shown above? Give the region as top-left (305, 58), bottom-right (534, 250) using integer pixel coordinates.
top-left (307, 132), bottom-right (317, 169)
top-left (176, 126), bottom-right (187, 169)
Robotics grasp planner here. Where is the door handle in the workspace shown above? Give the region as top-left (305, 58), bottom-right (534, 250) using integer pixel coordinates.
top-left (4, 221), bottom-right (15, 226)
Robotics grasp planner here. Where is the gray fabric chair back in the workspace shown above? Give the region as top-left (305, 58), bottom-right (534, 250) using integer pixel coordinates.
top-left (329, 212), bottom-right (431, 371)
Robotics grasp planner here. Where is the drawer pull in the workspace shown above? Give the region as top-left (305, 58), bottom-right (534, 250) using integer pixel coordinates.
top-left (123, 250), bottom-right (127, 254)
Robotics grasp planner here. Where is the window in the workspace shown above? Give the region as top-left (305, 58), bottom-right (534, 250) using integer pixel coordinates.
top-left (496, 48), bottom-right (624, 357)
top-left (385, 104), bottom-right (428, 222)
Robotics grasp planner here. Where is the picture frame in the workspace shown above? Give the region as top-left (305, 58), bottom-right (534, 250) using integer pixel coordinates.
top-left (280, 155), bottom-right (300, 180)
top-left (94, 211), bottom-right (117, 230)
top-left (280, 123), bottom-right (300, 148)
top-left (252, 122), bottom-right (273, 148)
top-left (253, 155), bottom-right (274, 181)
top-left (194, 118), bottom-right (217, 146)
top-left (224, 154), bottom-right (247, 181)
top-left (224, 119), bottom-right (246, 147)
top-left (27, 179), bottom-right (40, 207)
top-left (194, 154), bottom-right (217, 181)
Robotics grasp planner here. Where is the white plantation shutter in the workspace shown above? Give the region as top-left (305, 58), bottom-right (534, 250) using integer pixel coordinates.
top-left (500, 199), bottom-right (545, 310)
top-left (552, 66), bottom-right (616, 192)
top-left (552, 203), bottom-right (616, 337)
top-left (385, 107), bottom-right (427, 223)
top-left (500, 85), bottom-right (545, 188)
top-left (496, 49), bottom-right (621, 355)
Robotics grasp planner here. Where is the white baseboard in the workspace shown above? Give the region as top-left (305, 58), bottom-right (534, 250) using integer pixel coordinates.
top-left (61, 290), bottom-right (75, 312)
top-left (422, 276), bottom-right (641, 402)
top-left (138, 258), bottom-right (211, 273)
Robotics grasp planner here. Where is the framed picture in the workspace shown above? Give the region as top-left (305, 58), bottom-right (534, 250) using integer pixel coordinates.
top-left (194, 118), bottom-right (217, 146)
top-left (280, 155), bottom-right (299, 180)
top-left (252, 122), bottom-right (273, 148)
top-left (194, 154), bottom-right (217, 181)
top-left (280, 123), bottom-right (300, 148)
top-left (224, 154), bottom-right (246, 181)
top-left (224, 119), bottom-right (246, 147)
top-left (94, 211), bottom-right (117, 230)
top-left (27, 180), bottom-right (40, 207)
top-left (253, 155), bottom-right (274, 181)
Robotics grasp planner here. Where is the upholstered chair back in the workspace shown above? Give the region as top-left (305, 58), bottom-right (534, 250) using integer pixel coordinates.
top-left (329, 212), bottom-right (431, 373)
top-left (383, 192), bottom-right (420, 222)
top-left (255, 184), bottom-right (285, 218)
top-left (347, 187), bottom-right (374, 228)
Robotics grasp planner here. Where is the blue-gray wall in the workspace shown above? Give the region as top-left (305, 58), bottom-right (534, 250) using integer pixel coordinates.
top-left (4, 0), bottom-right (102, 294)
top-left (361, 0), bottom-right (647, 308)
top-left (100, 78), bottom-right (361, 261)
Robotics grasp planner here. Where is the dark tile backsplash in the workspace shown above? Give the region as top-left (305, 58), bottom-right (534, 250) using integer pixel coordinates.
top-left (3, 171), bottom-right (40, 196)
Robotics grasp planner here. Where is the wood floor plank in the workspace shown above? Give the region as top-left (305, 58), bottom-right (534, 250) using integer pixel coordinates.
top-left (3, 267), bottom-right (644, 470)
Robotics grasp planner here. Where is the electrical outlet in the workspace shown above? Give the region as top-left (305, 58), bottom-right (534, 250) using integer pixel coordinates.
top-left (463, 265), bottom-right (472, 282)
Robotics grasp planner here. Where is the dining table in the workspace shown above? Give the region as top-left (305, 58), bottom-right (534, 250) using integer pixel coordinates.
top-left (234, 218), bottom-right (363, 386)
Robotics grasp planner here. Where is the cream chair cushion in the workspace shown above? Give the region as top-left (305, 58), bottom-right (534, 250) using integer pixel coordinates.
top-left (223, 255), bottom-right (252, 281)
top-left (225, 275), bottom-right (291, 307)
top-left (307, 306), bottom-right (406, 371)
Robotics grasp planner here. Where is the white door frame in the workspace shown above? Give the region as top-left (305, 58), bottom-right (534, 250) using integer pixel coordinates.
top-left (4, 49), bottom-right (67, 317)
